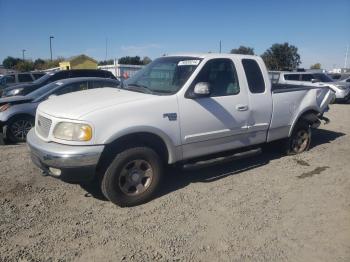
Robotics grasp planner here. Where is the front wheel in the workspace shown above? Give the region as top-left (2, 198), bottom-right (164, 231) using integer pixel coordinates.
top-left (101, 147), bottom-right (163, 207)
top-left (284, 121), bottom-right (311, 155)
top-left (7, 116), bottom-right (34, 143)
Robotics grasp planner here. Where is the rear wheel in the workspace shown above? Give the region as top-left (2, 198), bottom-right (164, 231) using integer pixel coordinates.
top-left (284, 121), bottom-right (311, 155)
top-left (7, 116), bottom-right (34, 143)
top-left (101, 147), bottom-right (163, 207)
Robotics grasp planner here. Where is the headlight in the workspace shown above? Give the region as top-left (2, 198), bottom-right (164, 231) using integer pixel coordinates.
top-left (53, 122), bottom-right (92, 141)
top-left (7, 88), bottom-right (23, 96)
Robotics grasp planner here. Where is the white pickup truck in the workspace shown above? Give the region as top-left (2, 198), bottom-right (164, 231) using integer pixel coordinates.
top-left (27, 54), bottom-right (335, 207)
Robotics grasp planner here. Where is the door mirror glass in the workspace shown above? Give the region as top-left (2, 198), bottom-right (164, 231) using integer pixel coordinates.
top-left (193, 82), bottom-right (210, 96)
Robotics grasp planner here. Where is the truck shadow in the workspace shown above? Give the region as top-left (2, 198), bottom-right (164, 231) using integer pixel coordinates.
top-left (80, 128), bottom-right (345, 203)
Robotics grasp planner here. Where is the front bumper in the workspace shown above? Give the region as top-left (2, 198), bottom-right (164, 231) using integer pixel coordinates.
top-left (26, 129), bottom-right (104, 183)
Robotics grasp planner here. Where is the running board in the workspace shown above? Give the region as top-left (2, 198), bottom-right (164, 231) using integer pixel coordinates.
top-left (182, 147), bottom-right (262, 170)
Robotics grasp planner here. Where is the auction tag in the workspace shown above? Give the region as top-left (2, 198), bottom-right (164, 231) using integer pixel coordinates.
top-left (178, 60), bottom-right (200, 66)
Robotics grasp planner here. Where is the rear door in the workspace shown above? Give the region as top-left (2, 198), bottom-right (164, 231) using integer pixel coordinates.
top-left (241, 58), bottom-right (272, 144)
top-left (178, 58), bottom-right (250, 160)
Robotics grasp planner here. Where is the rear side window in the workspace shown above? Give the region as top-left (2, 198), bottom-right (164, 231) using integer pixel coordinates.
top-left (284, 74), bottom-right (300, 81)
top-left (5, 75), bottom-right (15, 83)
top-left (33, 73), bottom-right (45, 79)
top-left (242, 59), bottom-right (265, 93)
top-left (301, 74), bottom-right (313, 81)
top-left (18, 74), bottom-right (33, 82)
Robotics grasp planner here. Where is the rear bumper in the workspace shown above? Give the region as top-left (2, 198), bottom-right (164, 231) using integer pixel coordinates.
top-left (26, 129), bottom-right (104, 183)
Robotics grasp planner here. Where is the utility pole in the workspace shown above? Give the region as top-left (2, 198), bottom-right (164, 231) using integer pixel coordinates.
top-left (50, 36), bottom-right (54, 61)
top-left (22, 49), bottom-right (26, 61)
top-left (105, 37), bottom-right (108, 61)
top-left (345, 44), bottom-right (349, 69)
top-left (219, 40), bottom-right (222, 53)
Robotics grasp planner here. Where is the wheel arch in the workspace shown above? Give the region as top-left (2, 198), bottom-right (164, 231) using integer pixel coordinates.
top-left (288, 108), bottom-right (321, 137)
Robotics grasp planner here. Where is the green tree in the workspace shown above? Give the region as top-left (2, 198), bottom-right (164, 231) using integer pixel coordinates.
top-left (118, 56), bottom-right (143, 65)
top-left (142, 56), bottom-right (152, 65)
top-left (261, 42), bottom-right (301, 70)
top-left (34, 58), bottom-right (46, 70)
top-left (2, 56), bottom-right (22, 69)
top-left (15, 60), bottom-right (35, 72)
top-left (310, 63), bottom-right (321, 69)
top-left (230, 46), bottom-right (255, 55)
top-left (98, 59), bottom-right (114, 65)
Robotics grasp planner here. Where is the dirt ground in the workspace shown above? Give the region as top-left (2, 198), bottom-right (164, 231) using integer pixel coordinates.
top-left (0, 104), bottom-right (349, 262)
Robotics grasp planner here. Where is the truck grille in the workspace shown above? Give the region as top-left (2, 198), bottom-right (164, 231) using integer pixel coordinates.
top-left (36, 115), bottom-right (52, 138)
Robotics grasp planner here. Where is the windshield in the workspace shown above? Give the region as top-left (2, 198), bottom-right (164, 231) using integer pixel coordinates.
top-left (27, 81), bottom-right (61, 101)
top-left (32, 72), bottom-right (52, 84)
top-left (313, 73), bottom-right (334, 83)
top-left (124, 56), bottom-right (202, 95)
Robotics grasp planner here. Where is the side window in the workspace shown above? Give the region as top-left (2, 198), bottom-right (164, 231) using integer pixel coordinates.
top-left (284, 74), bottom-right (300, 81)
top-left (54, 81), bottom-right (88, 95)
top-left (191, 58), bottom-right (240, 97)
top-left (33, 73), bottom-right (44, 80)
top-left (18, 74), bottom-right (33, 82)
top-left (301, 74), bottom-right (313, 81)
top-left (242, 59), bottom-right (265, 93)
top-left (347, 79), bottom-right (350, 82)
top-left (5, 75), bottom-right (16, 84)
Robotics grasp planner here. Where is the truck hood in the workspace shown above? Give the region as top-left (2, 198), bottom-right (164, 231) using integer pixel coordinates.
top-left (38, 88), bottom-right (153, 119)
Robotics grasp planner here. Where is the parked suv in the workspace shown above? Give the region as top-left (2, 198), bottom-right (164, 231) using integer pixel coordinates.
top-left (1, 69), bottom-right (116, 97)
top-left (0, 77), bottom-right (120, 143)
top-left (0, 72), bottom-right (45, 90)
top-left (269, 71), bottom-right (350, 102)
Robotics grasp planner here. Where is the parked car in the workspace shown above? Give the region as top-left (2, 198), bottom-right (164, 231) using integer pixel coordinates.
top-left (340, 76), bottom-right (350, 83)
top-left (0, 77), bottom-right (120, 143)
top-left (27, 54), bottom-right (335, 207)
top-left (269, 71), bottom-right (350, 102)
top-left (0, 72), bottom-right (45, 91)
top-left (1, 69), bottom-right (117, 97)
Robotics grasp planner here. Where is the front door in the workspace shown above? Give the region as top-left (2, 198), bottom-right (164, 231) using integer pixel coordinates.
top-left (178, 58), bottom-right (250, 160)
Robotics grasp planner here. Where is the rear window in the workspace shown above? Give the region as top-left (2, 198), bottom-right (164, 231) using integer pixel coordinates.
top-left (284, 74), bottom-right (300, 81)
top-left (18, 74), bottom-right (33, 82)
top-left (242, 59), bottom-right (265, 93)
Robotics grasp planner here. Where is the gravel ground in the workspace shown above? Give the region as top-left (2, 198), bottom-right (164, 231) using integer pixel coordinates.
top-left (1, 104), bottom-right (350, 262)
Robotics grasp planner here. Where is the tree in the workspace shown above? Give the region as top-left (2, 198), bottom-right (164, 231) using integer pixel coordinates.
top-left (98, 59), bottom-right (114, 65)
top-left (34, 58), bottom-right (46, 70)
top-left (230, 46), bottom-right (255, 55)
top-left (261, 42), bottom-right (301, 70)
top-left (15, 60), bottom-right (34, 72)
top-left (2, 56), bottom-right (21, 69)
top-left (310, 63), bottom-right (321, 69)
top-left (118, 56), bottom-right (143, 65)
top-left (142, 56), bottom-right (152, 65)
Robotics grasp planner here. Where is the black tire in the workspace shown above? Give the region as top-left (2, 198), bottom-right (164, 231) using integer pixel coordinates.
top-left (284, 121), bottom-right (311, 155)
top-left (6, 116), bottom-right (34, 143)
top-left (101, 147), bottom-right (163, 207)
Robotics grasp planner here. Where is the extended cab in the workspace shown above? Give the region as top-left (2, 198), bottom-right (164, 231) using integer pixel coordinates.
top-left (27, 54), bottom-right (335, 207)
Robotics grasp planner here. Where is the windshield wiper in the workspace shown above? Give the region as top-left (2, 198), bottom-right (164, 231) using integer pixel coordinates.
top-left (124, 84), bottom-right (153, 94)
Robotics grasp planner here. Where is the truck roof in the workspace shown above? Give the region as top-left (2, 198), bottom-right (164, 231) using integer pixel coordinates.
top-left (166, 53), bottom-right (259, 59)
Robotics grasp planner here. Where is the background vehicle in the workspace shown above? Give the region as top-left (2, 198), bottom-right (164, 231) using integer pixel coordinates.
top-left (269, 71), bottom-right (350, 102)
top-left (0, 77), bottom-right (120, 143)
top-left (1, 69), bottom-right (116, 97)
top-left (27, 54), bottom-right (335, 207)
top-left (0, 72), bottom-right (45, 92)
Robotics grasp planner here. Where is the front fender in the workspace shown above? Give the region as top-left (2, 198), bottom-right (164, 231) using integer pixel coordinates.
top-left (104, 125), bottom-right (181, 164)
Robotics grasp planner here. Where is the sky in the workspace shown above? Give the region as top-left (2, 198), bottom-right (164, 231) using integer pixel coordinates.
top-left (0, 0), bottom-right (349, 69)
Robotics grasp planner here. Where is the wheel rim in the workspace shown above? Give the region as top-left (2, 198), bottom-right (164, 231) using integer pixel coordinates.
top-left (10, 119), bottom-right (33, 141)
top-left (118, 159), bottom-right (153, 196)
top-left (292, 130), bottom-right (309, 153)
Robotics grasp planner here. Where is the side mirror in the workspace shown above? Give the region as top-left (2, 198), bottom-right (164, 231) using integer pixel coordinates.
top-left (311, 78), bottom-right (319, 83)
top-left (193, 82), bottom-right (210, 97)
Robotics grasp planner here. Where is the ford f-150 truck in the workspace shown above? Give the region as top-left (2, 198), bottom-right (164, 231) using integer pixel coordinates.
top-left (27, 54), bottom-right (335, 207)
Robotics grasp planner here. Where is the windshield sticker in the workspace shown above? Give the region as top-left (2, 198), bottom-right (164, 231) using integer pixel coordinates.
top-left (178, 60), bottom-right (200, 66)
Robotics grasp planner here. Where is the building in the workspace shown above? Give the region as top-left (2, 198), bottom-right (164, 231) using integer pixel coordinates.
top-left (59, 54), bottom-right (97, 70)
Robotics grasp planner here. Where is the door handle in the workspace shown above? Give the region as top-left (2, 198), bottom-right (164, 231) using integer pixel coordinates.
top-left (236, 105), bottom-right (249, 111)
